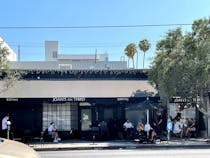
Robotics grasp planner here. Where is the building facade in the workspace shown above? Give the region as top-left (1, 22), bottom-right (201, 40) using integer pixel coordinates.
top-left (0, 69), bottom-right (158, 139)
top-left (0, 39), bottom-right (159, 140)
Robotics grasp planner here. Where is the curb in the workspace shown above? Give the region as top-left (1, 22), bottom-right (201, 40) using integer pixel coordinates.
top-left (33, 143), bottom-right (210, 151)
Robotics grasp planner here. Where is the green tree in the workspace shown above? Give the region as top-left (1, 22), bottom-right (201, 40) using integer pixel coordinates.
top-left (124, 43), bottom-right (137, 69)
top-left (0, 46), bottom-right (9, 71)
top-left (149, 18), bottom-right (210, 116)
top-left (139, 39), bottom-right (151, 69)
top-left (0, 43), bottom-right (20, 94)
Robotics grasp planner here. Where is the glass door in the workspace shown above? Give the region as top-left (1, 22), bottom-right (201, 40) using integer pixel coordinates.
top-left (81, 108), bottom-right (92, 131)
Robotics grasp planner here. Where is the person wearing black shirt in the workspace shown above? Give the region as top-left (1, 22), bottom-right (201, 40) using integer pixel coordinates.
top-left (153, 111), bottom-right (163, 136)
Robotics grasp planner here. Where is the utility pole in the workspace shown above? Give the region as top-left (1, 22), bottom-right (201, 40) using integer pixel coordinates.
top-left (18, 45), bottom-right (20, 61)
top-left (95, 49), bottom-right (97, 63)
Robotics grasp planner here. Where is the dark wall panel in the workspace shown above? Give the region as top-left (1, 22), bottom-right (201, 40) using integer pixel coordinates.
top-left (0, 102), bottom-right (42, 137)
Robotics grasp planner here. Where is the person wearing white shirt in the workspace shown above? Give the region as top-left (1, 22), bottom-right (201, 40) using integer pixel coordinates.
top-left (1, 114), bottom-right (10, 138)
top-left (173, 118), bottom-right (183, 138)
top-left (123, 120), bottom-right (134, 139)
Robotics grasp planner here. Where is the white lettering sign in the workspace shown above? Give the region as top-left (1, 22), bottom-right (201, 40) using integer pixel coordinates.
top-left (6, 98), bottom-right (18, 102)
top-left (74, 97), bottom-right (85, 102)
top-left (117, 98), bottom-right (129, 101)
top-left (52, 97), bottom-right (85, 102)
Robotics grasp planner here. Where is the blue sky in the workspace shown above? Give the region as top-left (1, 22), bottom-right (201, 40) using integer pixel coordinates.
top-left (1, 0), bottom-right (210, 68)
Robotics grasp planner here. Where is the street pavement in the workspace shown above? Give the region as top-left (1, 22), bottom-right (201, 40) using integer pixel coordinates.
top-left (29, 137), bottom-right (210, 151)
top-left (39, 149), bottom-right (210, 158)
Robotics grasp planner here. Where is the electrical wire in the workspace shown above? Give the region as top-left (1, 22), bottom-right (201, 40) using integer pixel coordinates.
top-left (0, 23), bottom-right (192, 29)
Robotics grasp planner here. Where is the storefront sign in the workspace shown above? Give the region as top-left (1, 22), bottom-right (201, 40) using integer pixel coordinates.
top-left (173, 98), bottom-right (188, 103)
top-left (52, 97), bottom-right (85, 102)
top-left (6, 98), bottom-right (18, 102)
top-left (117, 97), bottom-right (129, 101)
top-left (171, 97), bottom-right (199, 103)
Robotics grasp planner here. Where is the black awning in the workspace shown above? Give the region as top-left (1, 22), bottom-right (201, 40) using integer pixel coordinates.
top-left (125, 98), bottom-right (159, 110)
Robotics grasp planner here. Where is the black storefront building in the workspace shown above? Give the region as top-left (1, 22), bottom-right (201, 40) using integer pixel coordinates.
top-left (0, 70), bottom-right (159, 140)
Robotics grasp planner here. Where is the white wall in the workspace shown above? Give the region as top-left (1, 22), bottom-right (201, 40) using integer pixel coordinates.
top-left (8, 61), bottom-right (127, 70)
top-left (0, 80), bottom-right (157, 98)
top-left (45, 41), bottom-right (58, 61)
top-left (0, 37), bottom-right (17, 61)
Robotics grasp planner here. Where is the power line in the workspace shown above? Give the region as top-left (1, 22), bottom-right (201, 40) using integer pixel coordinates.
top-left (8, 40), bottom-right (158, 49)
top-left (10, 44), bottom-right (127, 49)
top-left (9, 42), bottom-right (158, 49)
top-left (0, 23), bottom-right (192, 29)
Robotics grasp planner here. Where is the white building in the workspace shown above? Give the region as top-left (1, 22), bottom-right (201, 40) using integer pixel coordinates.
top-left (0, 36), bottom-right (17, 61)
top-left (9, 40), bottom-right (127, 70)
top-left (45, 41), bottom-right (109, 62)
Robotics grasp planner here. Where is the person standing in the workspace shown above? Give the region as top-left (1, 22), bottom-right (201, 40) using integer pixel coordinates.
top-left (1, 114), bottom-right (10, 138)
top-left (154, 111), bottom-right (163, 136)
top-left (166, 116), bottom-right (173, 141)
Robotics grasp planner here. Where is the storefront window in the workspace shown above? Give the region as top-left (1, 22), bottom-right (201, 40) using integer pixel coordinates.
top-left (42, 102), bottom-right (78, 131)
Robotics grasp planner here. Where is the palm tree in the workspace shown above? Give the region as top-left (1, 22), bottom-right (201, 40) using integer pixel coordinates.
top-left (139, 39), bottom-right (151, 69)
top-left (124, 43), bottom-right (137, 69)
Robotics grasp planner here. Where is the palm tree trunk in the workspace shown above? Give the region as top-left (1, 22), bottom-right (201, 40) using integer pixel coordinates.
top-left (136, 52), bottom-right (138, 69)
top-left (143, 52), bottom-right (146, 69)
top-left (132, 58), bottom-right (135, 69)
top-left (127, 58), bottom-right (130, 68)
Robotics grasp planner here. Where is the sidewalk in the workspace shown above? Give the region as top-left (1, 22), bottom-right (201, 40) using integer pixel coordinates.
top-left (29, 138), bottom-right (210, 151)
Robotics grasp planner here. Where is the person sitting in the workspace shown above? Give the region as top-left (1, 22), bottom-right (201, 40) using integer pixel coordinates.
top-left (48, 122), bottom-right (61, 142)
top-left (98, 120), bottom-right (108, 139)
top-left (123, 119), bottom-right (134, 139)
top-left (185, 118), bottom-right (196, 138)
top-left (136, 122), bottom-right (146, 135)
top-left (173, 118), bottom-right (183, 138)
top-left (136, 122), bottom-right (145, 133)
top-left (137, 121), bottom-right (156, 143)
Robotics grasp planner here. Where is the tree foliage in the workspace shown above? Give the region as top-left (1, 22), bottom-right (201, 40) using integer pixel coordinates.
top-left (124, 43), bottom-right (137, 69)
top-left (149, 18), bottom-right (210, 109)
top-left (0, 44), bottom-right (20, 93)
top-left (0, 46), bottom-right (9, 72)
